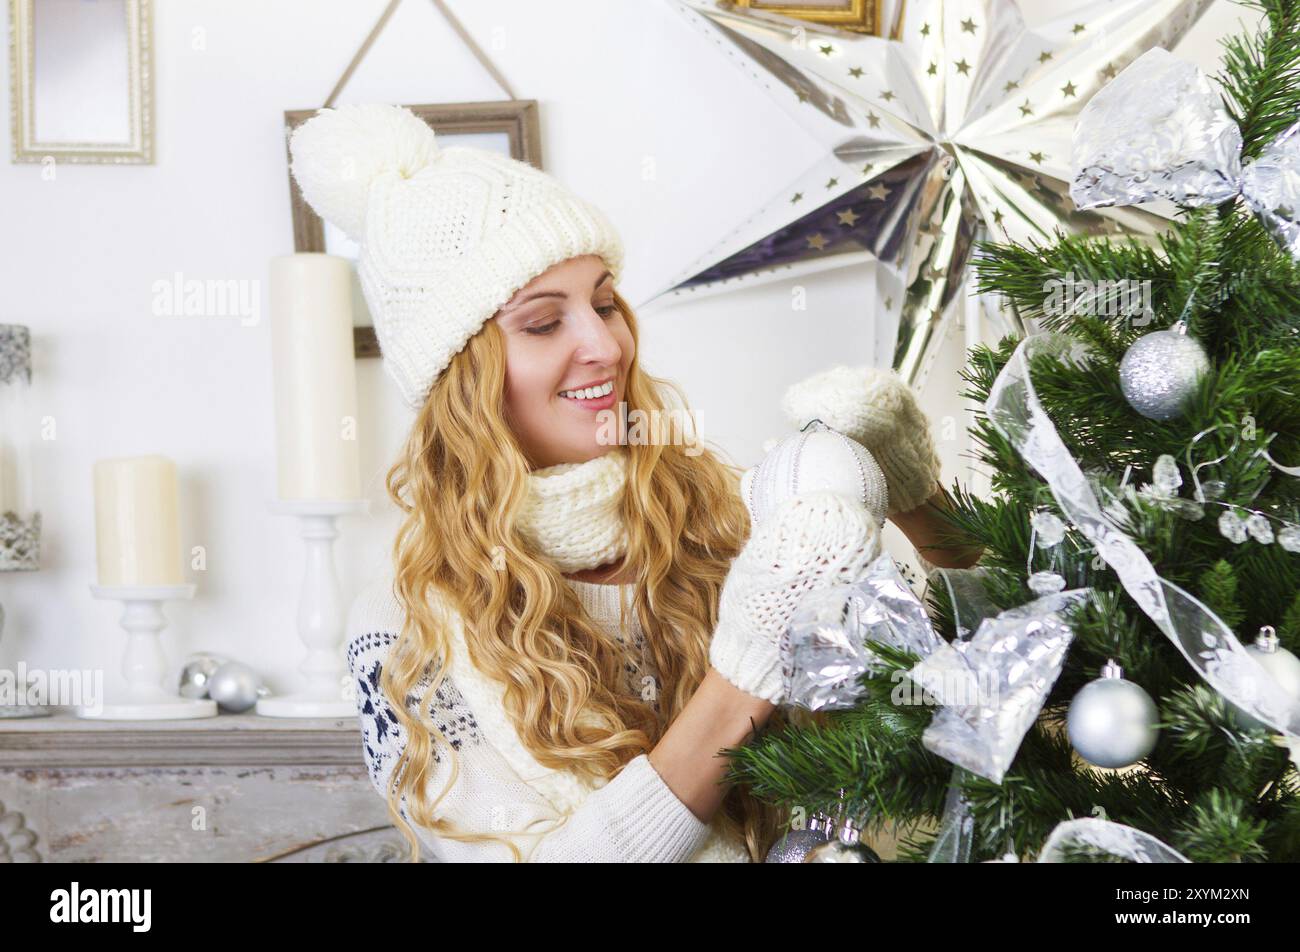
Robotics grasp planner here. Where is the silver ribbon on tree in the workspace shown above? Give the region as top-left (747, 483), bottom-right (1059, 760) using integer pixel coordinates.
top-left (1070, 47), bottom-right (1300, 261)
top-left (1038, 818), bottom-right (1190, 863)
top-left (986, 332), bottom-right (1300, 763)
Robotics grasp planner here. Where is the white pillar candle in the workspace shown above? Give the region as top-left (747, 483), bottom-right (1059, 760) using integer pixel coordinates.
top-left (269, 253), bottom-right (361, 501)
top-left (93, 455), bottom-right (184, 587)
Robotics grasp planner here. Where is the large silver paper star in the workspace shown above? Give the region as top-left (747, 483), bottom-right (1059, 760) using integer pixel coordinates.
top-left (641, 0), bottom-right (1214, 387)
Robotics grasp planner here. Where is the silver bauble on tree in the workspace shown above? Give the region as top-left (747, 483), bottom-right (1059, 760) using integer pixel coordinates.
top-left (765, 813), bottom-right (833, 863)
top-left (804, 817), bottom-right (881, 863)
top-left (1118, 320), bottom-right (1210, 420)
top-left (1067, 660), bottom-right (1160, 768)
top-left (1232, 626), bottom-right (1300, 731)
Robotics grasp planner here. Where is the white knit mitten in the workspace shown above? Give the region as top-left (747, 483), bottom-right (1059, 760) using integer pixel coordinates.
top-left (782, 366), bottom-right (941, 517)
top-left (709, 491), bottom-right (880, 703)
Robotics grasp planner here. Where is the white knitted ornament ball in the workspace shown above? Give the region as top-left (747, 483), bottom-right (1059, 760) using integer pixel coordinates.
top-left (288, 104), bottom-right (441, 243)
top-left (741, 423), bottom-right (889, 529)
top-left (781, 365), bottom-right (942, 517)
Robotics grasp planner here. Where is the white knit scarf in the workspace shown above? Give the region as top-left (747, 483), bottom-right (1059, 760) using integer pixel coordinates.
top-left (516, 448), bottom-right (630, 572)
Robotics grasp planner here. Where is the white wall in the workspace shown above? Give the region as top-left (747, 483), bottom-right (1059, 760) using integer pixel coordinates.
top-left (0, 0), bottom-right (1260, 697)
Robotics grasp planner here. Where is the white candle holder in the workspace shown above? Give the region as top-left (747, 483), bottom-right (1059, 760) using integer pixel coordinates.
top-left (81, 583), bottom-right (217, 720)
top-left (257, 498), bottom-right (369, 718)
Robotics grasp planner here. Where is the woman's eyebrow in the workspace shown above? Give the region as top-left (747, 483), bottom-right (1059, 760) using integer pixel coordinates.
top-left (502, 270), bottom-right (613, 312)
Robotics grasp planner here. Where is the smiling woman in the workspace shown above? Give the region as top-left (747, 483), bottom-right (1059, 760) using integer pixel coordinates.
top-left (290, 102), bottom-right (951, 865)
top-left (495, 257), bottom-right (633, 469)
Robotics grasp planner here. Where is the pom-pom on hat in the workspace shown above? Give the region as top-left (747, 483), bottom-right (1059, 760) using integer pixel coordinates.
top-left (288, 103), bottom-right (626, 410)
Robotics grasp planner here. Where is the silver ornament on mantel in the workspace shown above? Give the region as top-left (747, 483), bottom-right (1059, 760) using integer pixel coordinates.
top-left (206, 661), bottom-right (263, 713)
top-left (1068, 660), bottom-right (1160, 769)
top-left (741, 421), bottom-right (889, 529)
top-left (1232, 627), bottom-right (1300, 732)
top-left (1118, 321), bottom-right (1210, 420)
top-left (179, 652), bottom-right (231, 699)
top-left (765, 813), bottom-right (833, 863)
top-left (804, 817), bottom-right (881, 863)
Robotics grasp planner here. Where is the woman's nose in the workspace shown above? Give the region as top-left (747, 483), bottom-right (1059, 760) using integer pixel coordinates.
top-left (571, 307), bottom-right (621, 364)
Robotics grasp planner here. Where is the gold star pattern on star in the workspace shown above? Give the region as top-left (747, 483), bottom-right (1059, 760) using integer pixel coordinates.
top-left (961, 17), bottom-right (977, 33)
top-left (818, 43), bottom-right (835, 56)
top-left (927, 61), bottom-right (939, 76)
top-left (1072, 22), bottom-right (1087, 34)
top-left (837, 208), bottom-right (861, 227)
top-left (1028, 150), bottom-right (1045, 164)
top-left (1038, 50), bottom-right (1053, 63)
top-left (955, 58), bottom-right (972, 76)
top-left (825, 177), bottom-right (839, 188)
top-left (1061, 81), bottom-right (1078, 97)
top-left (868, 182), bottom-right (891, 201)
top-left (848, 66), bottom-right (864, 78)
top-left (790, 192), bottom-right (804, 203)
top-left (1019, 99), bottom-right (1034, 116)
top-left (1100, 62), bottom-right (1118, 79)
top-left (806, 233), bottom-right (829, 250)
top-left (867, 111), bottom-right (881, 128)
top-left (881, 89), bottom-right (895, 101)
top-left (920, 22), bottom-right (931, 36)
top-left (1004, 79), bottom-right (1019, 92)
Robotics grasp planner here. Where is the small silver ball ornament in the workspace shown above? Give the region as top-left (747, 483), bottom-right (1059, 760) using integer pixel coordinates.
top-left (765, 815), bottom-right (832, 863)
top-left (179, 652), bottom-right (231, 699)
top-left (1118, 321), bottom-right (1209, 421)
top-left (1068, 660), bottom-right (1159, 768)
top-left (206, 661), bottom-right (262, 713)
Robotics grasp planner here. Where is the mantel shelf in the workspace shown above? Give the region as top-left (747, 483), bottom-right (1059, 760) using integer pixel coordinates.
top-left (0, 712), bottom-right (365, 768)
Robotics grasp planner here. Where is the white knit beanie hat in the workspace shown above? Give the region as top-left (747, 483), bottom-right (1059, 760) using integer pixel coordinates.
top-left (287, 103), bottom-right (626, 410)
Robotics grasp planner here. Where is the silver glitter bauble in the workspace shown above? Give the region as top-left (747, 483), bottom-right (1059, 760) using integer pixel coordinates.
top-left (206, 661), bottom-right (262, 713)
top-left (1118, 322), bottom-right (1210, 420)
top-left (179, 652), bottom-right (231, 699)
top-left (1068, 660), bottom-right (1159, 768)
top-left (1232, 627), bottom-right (1300, 731)
top-left (765, 822), bottom-right (831, 863)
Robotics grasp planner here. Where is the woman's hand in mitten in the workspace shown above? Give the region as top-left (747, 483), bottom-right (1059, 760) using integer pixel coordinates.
top-left (782, 366), bottom-right (941, 517)
top-left (709, 491), bottom-right (880, 703)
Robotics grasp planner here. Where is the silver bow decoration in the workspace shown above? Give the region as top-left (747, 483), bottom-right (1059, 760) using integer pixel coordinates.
top-left (1037, 818), bottom-right (1190, 863)
top-left (906, 586), bottom-right (1092, 784)
top-left (986, 332), bottom-right (1300, 764)
top-left (783, 551), bottom-right (1091, 785)
top-left (1071, 47), bottom-right (1300, 261)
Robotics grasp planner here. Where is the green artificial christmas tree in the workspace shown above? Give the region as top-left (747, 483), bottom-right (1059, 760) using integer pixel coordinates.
top-left (727, 0), bottom-right (1300, 863)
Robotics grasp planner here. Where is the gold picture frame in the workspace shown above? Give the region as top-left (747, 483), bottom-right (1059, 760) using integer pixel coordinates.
top-left (9, 0), bottom-right (155, 164)
top-left (284, 99), bottom-right (544, 358)
top-left (729, 0), bottom-right (882, 34)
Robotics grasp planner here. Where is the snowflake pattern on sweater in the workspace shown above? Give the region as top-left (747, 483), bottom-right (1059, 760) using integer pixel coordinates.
top-left (345, 630), bottom-right (483, 792)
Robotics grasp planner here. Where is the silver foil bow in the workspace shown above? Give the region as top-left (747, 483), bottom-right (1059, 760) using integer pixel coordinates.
top-left (907, 587), bottom-right (1092, 784)
top-left (986, 332), bottom-right (1300, 762)
top-left (1071, 47), bottom-right (1300, 261)
top-left (784, 552), bottom-right (941, 711)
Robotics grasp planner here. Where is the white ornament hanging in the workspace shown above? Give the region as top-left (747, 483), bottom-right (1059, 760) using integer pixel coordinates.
top-left (1233, 627), bottom-right (1300, 731)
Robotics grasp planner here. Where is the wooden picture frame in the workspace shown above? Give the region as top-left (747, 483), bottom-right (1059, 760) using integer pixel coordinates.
top-left (283, 99), bottom-right (544, 358)
top-left (730, 0), bottom-right (882, 34)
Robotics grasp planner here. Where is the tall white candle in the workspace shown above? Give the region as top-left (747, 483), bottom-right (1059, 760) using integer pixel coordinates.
top-left (269, 253), bottom-right (361, 501)
top-left (93, 455), bottom-right (184, 587)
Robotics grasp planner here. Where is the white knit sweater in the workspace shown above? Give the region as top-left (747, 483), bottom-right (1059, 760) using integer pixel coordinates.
top-left (343, 575), bottom-right (753, 863)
